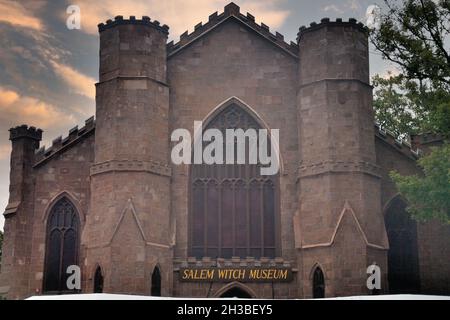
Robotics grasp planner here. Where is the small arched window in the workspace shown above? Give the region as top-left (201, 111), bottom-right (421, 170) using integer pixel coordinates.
top-left (43, 197), bottom-right (80, 293)
top-left (313, 267), bottom-right (325, 298)
top-left (93, 266), bottom-right (104, 293)
top-left (151, 266), bottom-right (161, 296)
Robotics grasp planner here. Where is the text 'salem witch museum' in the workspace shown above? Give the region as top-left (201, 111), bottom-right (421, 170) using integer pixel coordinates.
top-left (0, 3), bottom-right (449, 299)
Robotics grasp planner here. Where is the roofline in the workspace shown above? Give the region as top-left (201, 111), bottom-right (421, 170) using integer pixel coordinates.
top-left (167, 2), bottom-right (298, 59)
top-left (33, 118), bottom-right (95, 168)
top-left (167, 14), bottom-right (298, 59)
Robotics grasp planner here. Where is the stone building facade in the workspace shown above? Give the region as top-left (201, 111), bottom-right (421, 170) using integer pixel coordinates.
top-left (0, 3), bottom-right (449, 299)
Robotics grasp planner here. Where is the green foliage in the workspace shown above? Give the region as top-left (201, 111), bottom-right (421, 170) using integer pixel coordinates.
top-left (390, 144), bottom-right (450, 223)
top-left (371, 0), bottom-right (450, 88)
top-left (370, 0), bottom-right (450, 138)
top-left (373, 74), bottom-right (450, 137)
top-left (373, 74), bottom-right (423, 137)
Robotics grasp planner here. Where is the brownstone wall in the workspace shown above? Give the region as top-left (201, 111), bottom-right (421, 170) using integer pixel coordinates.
top-left (28, 133), bottom-right (95, 296)
top-left (167, 18), bottom-right (300, 297)
top-left (295, 20), bottom-right (388, 297)
top-left (1, 7), bottom-right (449, 300)
top-left (0, 129), bottom-right (94, 299)
top-left (83, 19), bottom-right (173, 296)
top-left (0, 127), bottom-right (42, 299)
top-left (376, 137), bottom-right (450, 294)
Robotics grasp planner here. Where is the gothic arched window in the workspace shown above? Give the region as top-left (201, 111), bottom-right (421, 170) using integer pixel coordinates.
top-left (151, 266), bottom-right (161, 296)
top-left (312, 267), bottom-right (325, 298)
top-left (93, 266), bottom-right (104, 293)
top-left (43, 197), bottom-right (80, 293)
top-left (385, 198), bottom-right (420, 293)
top-left (189, 104), bottom-right (279, 259)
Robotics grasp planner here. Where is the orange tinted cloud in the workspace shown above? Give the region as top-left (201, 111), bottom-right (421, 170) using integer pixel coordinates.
top-left (0, 86), bottom-right (75, 128)
top-left (50, 61), bottom-right (96, 100)
top-left (0, 0), bottom-right (44, 30)
top-left (0, 144), bottom-right (11, 160)
top-left (73, 0), bottom-right (290, 37)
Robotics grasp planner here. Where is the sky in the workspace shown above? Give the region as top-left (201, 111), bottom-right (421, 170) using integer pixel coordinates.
top-left (0, 0), bottom-right (394, 231)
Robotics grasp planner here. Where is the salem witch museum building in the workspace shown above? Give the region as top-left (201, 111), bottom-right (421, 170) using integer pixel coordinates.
top-left (1, 3), bottom-right (449, 299)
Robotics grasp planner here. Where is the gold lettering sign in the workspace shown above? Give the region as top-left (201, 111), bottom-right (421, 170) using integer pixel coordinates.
top-left (179, 267), bottom-right (293, 282)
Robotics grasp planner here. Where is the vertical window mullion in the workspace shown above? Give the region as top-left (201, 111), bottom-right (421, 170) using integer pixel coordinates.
top-left (260, 181), bottom-right (264, 257)
top-left (246, 179), bottom-right (250, 257)
top-left (58, 228), bottom-right (65, 292)
top-left (203, 180), bottom-right (207, 257)
top-left (218, 181), bottom-right (222, 258)
top-left (232, 181), bottom-right (236, 257)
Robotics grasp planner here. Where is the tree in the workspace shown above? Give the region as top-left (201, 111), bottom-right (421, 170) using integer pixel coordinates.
top-left (370, 0), bottom-right (450, 137)
top-left (372, 74), bottom-right (423, 137)
top-left (370, 0), bottom-right (450, 223)
top-left (390, 144), bottom-right (450, 223)
top-left (373, 73), bottom-right (450, 138)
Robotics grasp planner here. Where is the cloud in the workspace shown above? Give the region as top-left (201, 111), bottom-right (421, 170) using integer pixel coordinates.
top-left (50, 61), bottom-right (96, 99)
top-left (0, 86), bottom-right (76, 128)
top-left (347, 0), bottom-right (361, 11)
top-left (323, 4), bottom-right (344, 14)
top-left (365, 4), bottom-right (381, 29)
top-left (0, 0), bottom-right (44, 30)
top-left (322, 0), bottom-right (363, 15)
top-left (0, 144), bottom-right (11, 160)
top-left (71, 0), bottom-right (290, 38)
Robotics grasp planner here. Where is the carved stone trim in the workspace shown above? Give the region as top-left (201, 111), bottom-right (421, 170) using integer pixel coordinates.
top-left (173, 257), bottom-right (294, 270)
top-left (298, 160), bottom-right (382, 179)
top-left (3, 201), bottom-right (21, 217)
top-left (297, 200), bottom-right (388, 250)
top-left (90, 160), bottom-right (171, 177)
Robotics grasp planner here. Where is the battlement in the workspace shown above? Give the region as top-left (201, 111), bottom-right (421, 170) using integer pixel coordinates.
top-left (374, 123), bottom-right (422, 159)
top-left (98, 15), bottom-right (169, 34)
top-left (167, 2), bottom-right (298, 57)
top-left (34, 116), bottom-right (95, 166)
top-left (297, 17), bottom-right (368, 42)
top-left (9, 125), bottom-right (43, 142)
top-left (411, 132), bottom-right (445, 149)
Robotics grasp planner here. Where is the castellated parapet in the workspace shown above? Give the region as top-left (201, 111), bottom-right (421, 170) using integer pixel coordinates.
top-left (97, 15), bottom-right (169, 84)
top-left (9, 125), bottom-right (42, 142)
top-left (297, 17), bottom-right (368, 41)
top-left (167, 2), bottom-right (298, 56)
top-left (1, 2), bottom-right (449, 300)
top-left (98, 15), bottom-right (169, 34)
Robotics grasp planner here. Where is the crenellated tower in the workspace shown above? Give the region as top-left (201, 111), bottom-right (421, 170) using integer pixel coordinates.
top-left (295, 18), bottom-right (389, 297)
top-left (82, 16), bottom-right (172, 295)
top-left (1, 126), bottom-right (42, 299)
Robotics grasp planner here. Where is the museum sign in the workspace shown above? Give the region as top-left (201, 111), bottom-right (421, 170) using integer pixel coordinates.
top-left (179, 267), bottom-right (293, 283)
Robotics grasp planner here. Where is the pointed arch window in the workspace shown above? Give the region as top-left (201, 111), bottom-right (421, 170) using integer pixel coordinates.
top-left (94, 266), bottom-right (104, 293)
top-left (43, 197), bottom-right (80, 293)
top-left (313, 267), bottom-right (325, 298)
top-left (189, 104), bottom-right (279, 258)
top-left (151, 266), bottom-right (161, 296)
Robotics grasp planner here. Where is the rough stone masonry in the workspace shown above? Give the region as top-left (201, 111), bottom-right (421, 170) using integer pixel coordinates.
top-left (0, 2), bottom-right (449, 299)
